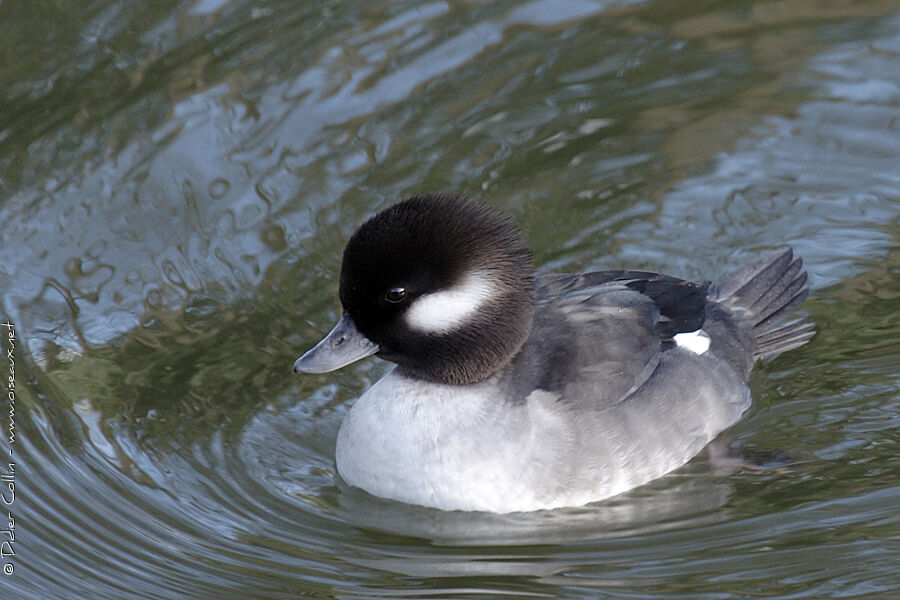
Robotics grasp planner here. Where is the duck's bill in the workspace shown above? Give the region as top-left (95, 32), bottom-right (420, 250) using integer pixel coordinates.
top-left (293, 312), bottom-right (379, 374)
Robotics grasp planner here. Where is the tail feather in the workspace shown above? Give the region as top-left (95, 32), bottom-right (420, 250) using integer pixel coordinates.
top-left (754, 286), bottom-right (809, 330)
top-left (747, 258), bottom-right (805, 323)
top-left (709, 249), bottom-right (814, 359)
top-left (754, 317), bottom-right (808, 343)
top-left (710, 249), bottom-right (794, 306)
top-left (753, 319), bottom-right (816, 356)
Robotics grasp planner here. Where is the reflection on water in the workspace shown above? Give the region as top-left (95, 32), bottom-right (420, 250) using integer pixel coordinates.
top-left (1, 1), bottom-right (899, 598)
top-left (335, 470), bottom-right (732, 548)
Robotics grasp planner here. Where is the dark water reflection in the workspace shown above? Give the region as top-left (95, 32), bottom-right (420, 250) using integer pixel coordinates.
top-left (1, 1), bottom-right (898, 598)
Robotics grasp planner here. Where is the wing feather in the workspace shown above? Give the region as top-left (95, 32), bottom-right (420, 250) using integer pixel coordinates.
top-left (502, 271), bottom-right (709, 409)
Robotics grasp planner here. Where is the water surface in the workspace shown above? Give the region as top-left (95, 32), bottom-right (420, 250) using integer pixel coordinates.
top-left (1, 1), bottom-right (898, 598)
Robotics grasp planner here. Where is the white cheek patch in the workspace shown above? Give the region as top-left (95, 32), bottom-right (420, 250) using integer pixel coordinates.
top-left (673, 329), bottom-right (711, 354)
top-left (405, 270), bottom-right (496, 334)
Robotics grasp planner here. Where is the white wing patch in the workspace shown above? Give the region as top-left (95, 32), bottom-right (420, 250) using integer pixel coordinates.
top-left (673, 329), bottom-right (711, 354)
top-left (405, 270), bottom-right (496, 334)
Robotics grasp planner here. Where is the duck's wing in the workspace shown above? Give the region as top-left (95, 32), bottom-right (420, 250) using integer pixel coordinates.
top-left (537, 271), bottom-right (709, 341)
top-left (504, 272), bottom-right (708, 410)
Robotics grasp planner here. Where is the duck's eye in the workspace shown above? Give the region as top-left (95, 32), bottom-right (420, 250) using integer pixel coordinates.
top-left (385, 287), bottom-right (407, 303)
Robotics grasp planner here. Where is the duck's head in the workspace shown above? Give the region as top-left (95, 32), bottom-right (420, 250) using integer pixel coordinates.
top-left (293, 193), bottom-right (535, 384)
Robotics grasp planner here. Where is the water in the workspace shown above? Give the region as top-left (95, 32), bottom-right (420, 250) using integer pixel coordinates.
top-left (1, 1), bottom-right (898, 598)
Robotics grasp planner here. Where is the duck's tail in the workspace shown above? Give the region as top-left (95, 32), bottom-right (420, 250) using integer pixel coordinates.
top-left (708, 248), bottom-right (815, 359)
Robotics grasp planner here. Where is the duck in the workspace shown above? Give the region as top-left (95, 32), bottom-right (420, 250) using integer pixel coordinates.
top-left (293, 193), bottom-right (814, 513)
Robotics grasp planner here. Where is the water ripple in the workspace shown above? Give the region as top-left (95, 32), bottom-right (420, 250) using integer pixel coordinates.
top-left (2, 1), bottom-right (899, 599)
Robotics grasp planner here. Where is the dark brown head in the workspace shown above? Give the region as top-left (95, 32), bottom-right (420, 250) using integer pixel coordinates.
top-left (294, 193), bottom-right (534, 384)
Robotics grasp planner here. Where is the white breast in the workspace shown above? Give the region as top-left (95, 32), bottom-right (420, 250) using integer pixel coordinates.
top-left (335, 371), bottom-right (576, 512)
top-left (335, 350), bottom-right (750, 513)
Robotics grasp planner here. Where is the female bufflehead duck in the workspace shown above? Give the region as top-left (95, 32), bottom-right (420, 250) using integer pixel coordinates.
top-left (294, 194), bottom-right (814, 513)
